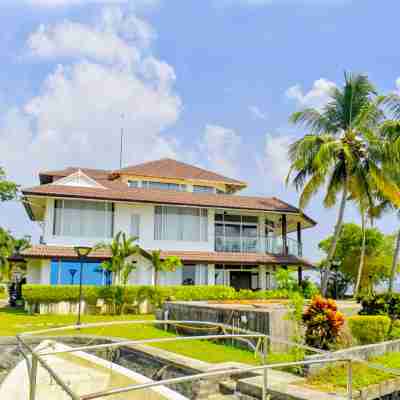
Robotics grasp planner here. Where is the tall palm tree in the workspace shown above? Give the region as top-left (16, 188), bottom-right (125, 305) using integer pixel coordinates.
top-left (287, 73), bottom-right (400, 295)
top-left (376, 96), bottom-right (400, 293)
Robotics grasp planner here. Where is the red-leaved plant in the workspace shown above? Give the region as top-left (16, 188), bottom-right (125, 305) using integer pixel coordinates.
top-left (302, 296), bottom-right (345, 350)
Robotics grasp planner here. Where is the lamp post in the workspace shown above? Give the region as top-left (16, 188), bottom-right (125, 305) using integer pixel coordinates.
top-left (74, 246), bottom-right (92, 327)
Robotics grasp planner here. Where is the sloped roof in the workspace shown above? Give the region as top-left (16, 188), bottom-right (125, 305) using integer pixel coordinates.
top-left (23, 181), bottom-right (310, 216)
top-left (14, 245), bottom-right (315, 268)
top-left (112, 158), bottom-right (246, 187)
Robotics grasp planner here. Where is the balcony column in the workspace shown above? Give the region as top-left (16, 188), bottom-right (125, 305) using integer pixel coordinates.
top-left (259, 265), bottom-right (267, 290)
top-left (297, 221), bottom-right (303, 257)
top-left (281, 214), bottom-right (288, 255)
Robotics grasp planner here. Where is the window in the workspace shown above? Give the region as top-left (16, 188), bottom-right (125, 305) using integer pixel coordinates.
top-left (154, 206), bottom-right (208, 241)
top-left (143, 181), bottom-right (187, 192)
top-left (128, 181), bottom-right (139, 188)
top-left (53, 200), bottom-right (114, 238)
top-left (182, 265), bottom-right (196, 285)
top-left (193, 185), bottom-right (215, 193)
top-left (131, 214), bottom-right (140, 238)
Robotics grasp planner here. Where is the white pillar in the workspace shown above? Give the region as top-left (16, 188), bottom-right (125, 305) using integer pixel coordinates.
top-left (207, 265), bottom-right (216, 286)
top-left (259, 265), bottom-right (267, 290)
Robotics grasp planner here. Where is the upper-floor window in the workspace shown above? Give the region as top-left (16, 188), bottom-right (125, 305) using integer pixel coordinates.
top-left (154, 206), bottom-right (208, 242)
top-left (128, 181), bottom-right (139, 188)
top-left (193, 185), bottom-right (215, 193)
top-left (53, 199), bottom-right (114, 238)
top-left (143, 181), bottom-right (187, 192)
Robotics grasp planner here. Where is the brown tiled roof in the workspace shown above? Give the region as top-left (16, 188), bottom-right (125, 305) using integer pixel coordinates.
top-left (112, 158), bottom-right (246, 187)
top-left (157, 251), bottom-right (315, 268)
top-left (23, 182), bottom-right (315, 224)
top-left (14, 245), bottom-right (314, 268)
top-left (15, 245), bottom-right (111, 260)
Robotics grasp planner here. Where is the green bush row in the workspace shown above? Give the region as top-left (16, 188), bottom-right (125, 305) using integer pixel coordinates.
top-left (22, 285), bottom-right (290, 306)
top-left (348, 315), bottom-right (391, 345)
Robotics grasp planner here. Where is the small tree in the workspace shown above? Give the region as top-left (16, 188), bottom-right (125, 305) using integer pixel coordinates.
top-left (0, 228), bottom-right (30, 281)
top-left (148, 250), bottom-right (182, 287)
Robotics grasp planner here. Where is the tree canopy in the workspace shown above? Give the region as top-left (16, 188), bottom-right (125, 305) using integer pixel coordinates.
top-left (319, 223), bottom-right (396, 293)
top-left (0, 168), bottom-right (17, 202)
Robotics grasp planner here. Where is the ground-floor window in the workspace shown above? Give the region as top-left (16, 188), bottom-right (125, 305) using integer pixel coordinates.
top-left (215, 265), bottom-right (261, 291)
top-left (50, 259), bottom-right (111, 286)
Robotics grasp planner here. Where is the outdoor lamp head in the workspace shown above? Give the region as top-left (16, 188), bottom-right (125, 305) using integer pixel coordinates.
top-left (74, 246), bottom-right (92, 259)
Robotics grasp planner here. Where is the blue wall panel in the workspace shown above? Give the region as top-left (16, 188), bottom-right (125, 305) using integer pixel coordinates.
top-left (50, 259), bottom-right (109, 286)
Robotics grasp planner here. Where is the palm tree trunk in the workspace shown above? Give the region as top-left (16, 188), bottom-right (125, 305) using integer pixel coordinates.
top-left (154, 268), bottom-right (159, 287)
top-left (321, 181), bottom-right (349, 296)
top-left (354, 211), bottom-right (366, 297)
top-left (389, 228), bottom-right (400, 294)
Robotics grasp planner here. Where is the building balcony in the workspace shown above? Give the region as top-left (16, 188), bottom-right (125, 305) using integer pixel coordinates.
top-left (214, 236), bottom-right (302, 257)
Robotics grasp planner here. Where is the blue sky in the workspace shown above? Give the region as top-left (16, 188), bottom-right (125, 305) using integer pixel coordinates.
top-left (1, 0), bottom-right (400, 261)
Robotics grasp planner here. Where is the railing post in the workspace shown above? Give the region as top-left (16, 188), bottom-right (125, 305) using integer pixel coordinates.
top-left (29, 354), bottom-right (38, 400)
top-left (347, 359), bottom-right (352, 400)
top-left (262, 335), bottom-right (268, 400)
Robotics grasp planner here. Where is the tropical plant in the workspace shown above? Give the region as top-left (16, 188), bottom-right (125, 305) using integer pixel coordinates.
top-left (0, 168), bottom-right (17, 202)
top-left (95, 231), bottom-right (139, 285)
top-left (147, 250), bottom-right (183, 287)
top-left (287, 73), bottom-right (400, 295)
top-left (302, 296), bottom-right (345, 350)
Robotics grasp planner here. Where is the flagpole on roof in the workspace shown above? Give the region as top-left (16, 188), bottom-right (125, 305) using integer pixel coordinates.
top-left (120, 113), bottom-right (125, 169)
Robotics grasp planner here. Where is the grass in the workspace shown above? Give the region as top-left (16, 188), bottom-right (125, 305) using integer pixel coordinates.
top-left (305, 353), bottom-right (400, 392)
top-left (0, 307), bottom-right (262, 365)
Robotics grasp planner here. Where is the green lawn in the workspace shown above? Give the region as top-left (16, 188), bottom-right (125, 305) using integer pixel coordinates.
top-left (306, 353), bottom-right (400, 391)
top-left (0, 307), bottom-right (262, 365)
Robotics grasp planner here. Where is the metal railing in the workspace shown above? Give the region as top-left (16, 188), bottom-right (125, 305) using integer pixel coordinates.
top-left (215, 235), bottom-right (302, 256)
top-left (15, 320), bottom-right (356, 400)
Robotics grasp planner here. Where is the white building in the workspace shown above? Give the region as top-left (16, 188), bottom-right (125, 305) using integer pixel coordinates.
top-left (18, 158), bottom-right (316, 290)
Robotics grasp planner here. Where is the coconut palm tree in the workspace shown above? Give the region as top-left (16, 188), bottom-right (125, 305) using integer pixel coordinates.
top-left (148, 250), bottom-right (182, 287)
top-left (287, 73), bottom-right (400, 295)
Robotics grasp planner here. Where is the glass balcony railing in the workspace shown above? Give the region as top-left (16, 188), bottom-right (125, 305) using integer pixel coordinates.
top-left (215, 236), bottom-right (302, 256)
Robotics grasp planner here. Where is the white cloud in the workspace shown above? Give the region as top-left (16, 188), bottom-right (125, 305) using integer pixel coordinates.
top-left (200, 124), bottom-right (242, 178)
top-left (286, 78), bottom-right (336, 110)
top-left (28, 7), bottom-right (156, 68)
top-left (249, 105), bottom-right (267, 120)
top-left (257, 133), bottom-right (293, 184)
top-left (0, 7), bottom-right (181, 187)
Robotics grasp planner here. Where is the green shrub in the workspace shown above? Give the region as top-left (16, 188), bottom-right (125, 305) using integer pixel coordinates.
top-left (348, 315), bottom-right (391, 345)
top-left (359, 293), bottom-right (400, 321)
top-left (22, 284), bottom-right (290, 307)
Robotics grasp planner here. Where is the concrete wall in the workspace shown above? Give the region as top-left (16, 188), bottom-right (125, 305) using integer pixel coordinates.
top-left (306, 338), bottom-right (400, 375)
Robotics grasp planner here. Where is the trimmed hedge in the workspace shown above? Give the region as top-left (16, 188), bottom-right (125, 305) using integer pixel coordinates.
top-left (348, 315), bottom-right (391, 345)
top-left (22, 284), bottom-right (290, 306)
